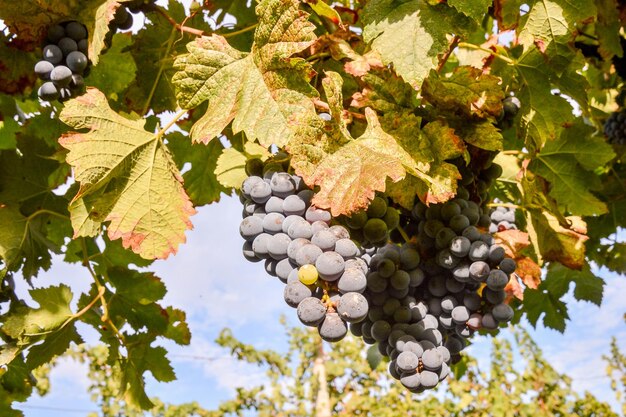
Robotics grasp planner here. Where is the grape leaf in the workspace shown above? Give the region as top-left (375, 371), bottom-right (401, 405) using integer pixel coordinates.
top-left (124, 0), bottom-right (211, 114)
top-left (518, 0), bottom-right (596, 56)
top-left (384, 117), bottom-right (463, 208)
top-left (530, 122), bottom-right (615, 216)
top-left (0, 34), bottom-right (37, 95)
top-left (59, 88), bottom-right (195, 260)
top-left (361, 0), bottom-right (474, 88)
top-left (167, 132), bottom-right (228, 206)
top-left (543, 263), bottom-right (605, 306)
top-left (493, 0), bottom-right (522, 30)
top-left (25, 324), bottom-right (82, 370)
top-left (515, 47), bottom-right (576, 150)
top-left (525, 208), bottom-right (588, 270)
top-left (215, 147), bottom-right (249, 189)
top-left (0, 96), bottom-right (19, 150)
top-left (596, 0), bottom-right (623, 58)
top-left (87, 33), bottom-right (137, 98)
top-left (121, 335), bottom-right (176, 409)
top-left (523, 288), bottom-right (569, 332)
top-left (456, 120), bottom-right (503, 152)
top-left (448, 0), bottom-right (492, 22)
top-left (422, 67), bottom-right (504, 120)
top-left (3, 285), bottom-right (74, 341)
top-left (172, 0), bottom-right (320, 148)
top-left (306, 109), bottom-right (421, 216)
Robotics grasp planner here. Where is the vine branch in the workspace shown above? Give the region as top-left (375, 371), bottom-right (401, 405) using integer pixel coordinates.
top-left (457, 42), bottom-right (515, 64)
top-left (437, 35), bottom-right (461, 72)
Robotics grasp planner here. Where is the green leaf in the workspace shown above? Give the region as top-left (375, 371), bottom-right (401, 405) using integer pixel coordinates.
top-left (4, 285), bottom-right (74, 340)
top-left (215, 147), bottom-right (248, 189)
top-left (59, 88), bottom-right (196, 260)
top-left (456, 120), bottom-right (503, 152)
top-left (530, 122), bottom-right (615, 216)
top-left (172, 0), bottom-right (320, 147)
top-left (366, 344), bottom-right (382, 370)
top-left (518, 0), bottom-right (596, 55)
top-left (87, 33), bottom-right (137, 99)
top-left (523, 288), bottom-right (569, 332)
top-left (125, 0), bottom-right (211, 114)
top-left (422, 67), bottom-right (505, 120)
top-left (448, 0), bottom-right (492, 22)
top-left (596, 0), bottom-right (623, 58)
top-left (121, 335), bottom-right (176, 409)
top-left (362, 0), bottom-right (474, 88)
top-left (167, 132), bottom-right (228, 206)
top-left (543, 264), bottom-right (605, 306)
top-left (25, 324), bottom-right (82, 370)
top-left (515, 47), bottom-right (575, 150)
top-left (0, 95), bottom-right (19, 150)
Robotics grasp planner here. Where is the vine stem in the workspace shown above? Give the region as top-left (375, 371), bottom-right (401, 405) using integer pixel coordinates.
top-left (80, 238), bottom-right (127, 345)
top-left (437, 35), bottom-right (460, 72)
top-left (396, 224), bottom-right (411, 244)
top-left (312, 98), bottom-right (365, 120)
top-left (222, 24), bottom-right (258, 38)
top-left (457, 42), bottom-right (515, 64)
top-left (156, 109), bottom-right (188, 138)
top-left (486, 202), bottom-right (521, 209)
top-left (155, 7), bottom-right (208, 37)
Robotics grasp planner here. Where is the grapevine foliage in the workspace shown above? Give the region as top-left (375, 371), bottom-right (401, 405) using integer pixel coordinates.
top-left (0, 0), bottom-right (624, 413)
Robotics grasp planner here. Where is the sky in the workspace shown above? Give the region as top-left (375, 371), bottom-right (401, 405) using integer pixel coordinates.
top-left (10, 194), bottom-right (626, 416)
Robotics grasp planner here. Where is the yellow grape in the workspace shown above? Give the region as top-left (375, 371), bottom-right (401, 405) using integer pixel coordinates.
top-left (298, 264), bottom-right (318, 285)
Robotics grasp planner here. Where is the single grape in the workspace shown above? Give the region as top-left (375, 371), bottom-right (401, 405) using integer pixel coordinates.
top-left (282, 194), bottom-right (306, 216)
top-left (239, 216), bottom-right (263, 241)
top-left (297, 297), bottom-right (326, 326)
top-left (469, 241), bottom-right (489, 261)
top-left (451, 305), bottom-right (470, 324)
top-left (264, 196), bottom-right (284, 214)
top-left (422, 348), bottom-right (444, 371)
top-left (486, 269), bottom-right (509, 291)
top-left (270, 172), bottom-right (295, 197)
top-left (396, 351), bottom-right (419, 372)
top-left (242, 176), bottom-right (263, 198)
top-left (371, 320), bottom-right (392, 342)
top-left (318, 312), bottom-right (348, 342)
top-left (252, 233), bottom-right (271, 258)
top-left (492, 303), bottom-right (514, 322)
top-left (38, 82), bottom-right (59, 101)
top-left (298, 264), bottom-right (319, 285)
top-left (363, 218), bottom-right (388, 242)
top-left (275, 258), bottom-right (296, 281)
top-left (420, 371), bottom-right (439, 389)
top-left (34, 60), bottom-right (54, 79)
top-left (58, 37), bottom-right (78, 56)
top-left (315, 251), bottom-right (345, 281)
top-left (367, 196), bottom-right (388, 218)
top-left (499, 258), bottom-right (517, 274)
top-left (262, 212), bottom-right (285, 234)
top-left (65, 21), bottom-right (87, 41)
top-left (311, 230), bottom-right (337, 252)
top-left (77, 38), bottom-right (88, 54)
top-left (305, 206), bottom-right (331, 223)
top-left (284, 281), bottom-right (312, 307)
top-left (334, 238), bottom-right (359, 259)
top-left (337, 268), bottom-right (367, 293)
top-left (383, 207), bottom-right (400, 230)
top-left (250, 181), bottom-right (272, 203)
top-left (337, 292), bottom-right (369, 322)
top-left (481, 312), bottom-right (498, 329)
top-left (47, 24), bottom-right (65, 43)
top-left (483, 287), bottom-right (506, 305)
top-left (43, 45), bottom-right (63, 65)
top-left (69, 73), bottom-right (84, 91)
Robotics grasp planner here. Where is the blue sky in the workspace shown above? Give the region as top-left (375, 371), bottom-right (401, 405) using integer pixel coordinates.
top-left (11, 195), bottom-right (626, 416)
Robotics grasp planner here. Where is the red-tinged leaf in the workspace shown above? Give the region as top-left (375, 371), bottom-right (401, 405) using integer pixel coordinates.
top-left (515, 256), bottom-right (542, 290)
top-left (505, 275), bottom-right (524, 301)
top-left (494, 229), bottom-right (531, 258)
top-left (59, 88), bottom-right (196, 260)
top-left (307, 108), bottom-right (419, 216)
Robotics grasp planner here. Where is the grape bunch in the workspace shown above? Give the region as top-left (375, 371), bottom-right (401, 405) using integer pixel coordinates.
top-left (604, 110), bottom-right (626, 145)
top-left (489, 205), bottom-right (517, 233)
top-left (108, 0), bottom-right (157, 33)
top-left (337, 196), bottom-right (401, 248)
top-left (350, 192), bottom-right (517, 393)
top-left (35, 21), bottom-right (89, 102)
top-left (239, 160), bottom-right (370, 343)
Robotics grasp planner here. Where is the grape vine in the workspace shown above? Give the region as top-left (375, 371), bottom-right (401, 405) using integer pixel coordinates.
top-left (0, 0), bottom-right (624, 414)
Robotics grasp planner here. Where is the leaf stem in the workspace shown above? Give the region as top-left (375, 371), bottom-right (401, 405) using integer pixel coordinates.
top-left (486, 202), bottom-right (522, 209)
top-left (396, 224), bottom-right (411, 244)
top-left (156, 109), bottom-right (188, 138)
top-left (437, 35), bottom-right (460, 73)
top-left (457, 42), bottom-right (515, 64)
top-left (222, 24), bottom-right (258, 38)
